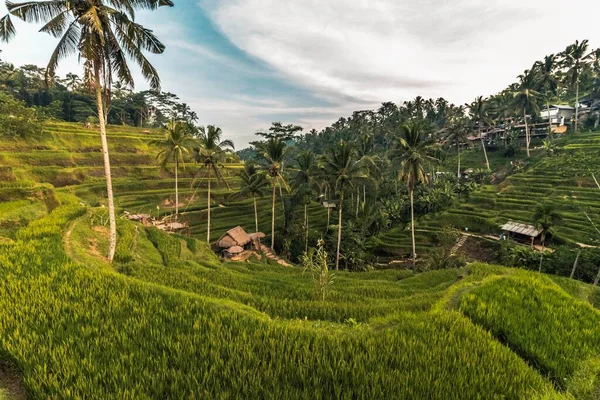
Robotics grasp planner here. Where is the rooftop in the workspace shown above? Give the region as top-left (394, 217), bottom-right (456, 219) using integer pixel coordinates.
top-left (500, 221), bottom-right (542, 237)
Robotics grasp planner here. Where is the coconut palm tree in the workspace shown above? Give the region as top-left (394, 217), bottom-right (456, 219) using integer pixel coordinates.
top-left (444, 106), bottom-right (468, 178)
top-left (255, 138), bottom-right (288, 250)
top-left (513, 70), bottom-right (541, 158)
top-left (321, 141), bottom-right (369, 270)
top-left (0, 0), bottom-right (173, 261)
top-left (151, 121), bottom-right (195, 216)
top-left (194, 125), bottom-right (234, 243)
top-left (561, 40), bottom-right (591, 133)
top-left (535, 55), bottom-right (559, 139)
top-left (389, 121), bottom-right (438, 267)
top-left (466, 96), bottom-right (491, 170)
top-left (533, 203), bottom-right (563, 272)
top-left (290, 151), bottom-right (319, 253)
top-left (232, 163), bottom-right (270, 233)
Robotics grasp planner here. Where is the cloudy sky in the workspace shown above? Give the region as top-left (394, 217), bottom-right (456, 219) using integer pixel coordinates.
top-left (1, 0), bottom-right (599, 147)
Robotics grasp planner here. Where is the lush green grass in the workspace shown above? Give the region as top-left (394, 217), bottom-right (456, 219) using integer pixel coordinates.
top-left (3, 122), bottom-right (600, 398)
top-left (0, 203), bottom-right (575, 399)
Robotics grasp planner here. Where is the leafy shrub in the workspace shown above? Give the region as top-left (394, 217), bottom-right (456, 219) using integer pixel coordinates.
top-left (0, 92), bottom-right (42, 138)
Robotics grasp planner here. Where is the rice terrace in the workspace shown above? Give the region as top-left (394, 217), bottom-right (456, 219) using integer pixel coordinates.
top-left (1, 0), bottom-right (600, 399)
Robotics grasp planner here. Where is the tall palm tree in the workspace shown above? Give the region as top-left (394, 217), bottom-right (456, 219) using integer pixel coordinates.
top-left (151, 121), bottom-right (195, 216)
top-left (561, 40), bottom-right (591, 133)
top-left (513, 70), bottom-right (541, 158)
top-left (389, 121), bottom-right (438, 267)
top-left (194, 125), bottom-right (234, 243)
top-left (290, 151), bottom-right (319, 254)
top-left (255, 138), bottom-right (288, 250)
top-left (232, 163), bottom-right (270, 233)
top-left (466, 96), bottom-right (491, 170)
top-left (444, 106), bottom-right (467, 177)
top-left (0, 0), bottom-right (173, 261)
top-left (533, 203), bottom-right (563, 272)
top-left (321, 141), bottom-right (369, 270)
top-left (535, 55), bottom-right (559, 139)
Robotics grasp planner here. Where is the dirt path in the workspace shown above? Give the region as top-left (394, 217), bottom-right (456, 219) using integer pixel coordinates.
top-left (0, 364), bottom-right (27, 400)
top-left (63, 219), bottom-right (78, 260)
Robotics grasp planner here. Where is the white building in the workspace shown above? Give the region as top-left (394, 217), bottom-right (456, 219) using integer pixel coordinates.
top-left (540, 105), bottom-right (575, 126)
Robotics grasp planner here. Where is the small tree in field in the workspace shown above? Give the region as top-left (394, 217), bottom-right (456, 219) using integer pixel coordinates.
top-left (301, 239), bottom-right (335, 301)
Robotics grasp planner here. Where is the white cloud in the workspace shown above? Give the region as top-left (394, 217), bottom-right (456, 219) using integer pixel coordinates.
top-left (204, 0), bottom-right (600, 105)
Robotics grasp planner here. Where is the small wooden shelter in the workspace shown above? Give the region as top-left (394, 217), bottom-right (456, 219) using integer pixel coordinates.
top-left (217, 226), bottom-right (252, 249)
top-left (500, 221), bottom-right (542, 246)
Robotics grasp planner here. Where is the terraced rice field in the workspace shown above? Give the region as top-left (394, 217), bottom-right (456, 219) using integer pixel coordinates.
top-left (378, 132), bottom-right (600, 251)
top-left (1, 122), bottom-right (329, 243)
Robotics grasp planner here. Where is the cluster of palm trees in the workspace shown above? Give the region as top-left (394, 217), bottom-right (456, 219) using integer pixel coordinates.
top-left (459, 40), bottom-right (600, 166)
top-left (152, 123), bottom-right (234, 243)
top-left (241, 120), bottom-right (435, 270)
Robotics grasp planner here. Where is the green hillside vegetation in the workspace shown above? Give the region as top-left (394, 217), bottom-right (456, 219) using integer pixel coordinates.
top-left (1, 20), bottom-right (600, 398)
top-left (0, 187), bottom-right (599, 398)
top-left (0, 122), bottom-right (599, 398)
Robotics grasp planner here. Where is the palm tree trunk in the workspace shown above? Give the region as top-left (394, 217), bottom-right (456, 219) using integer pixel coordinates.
top-left (594, 265), bottom-right (600, 286)
top-left (304, 203), bottom-right (308, 254)
top-left (253, 195), bottom-right (258, 233)
top-left (271, 181), bottom-right (276, 249)
top-left (480, 129), bottom-right (490, 170)
top-left (410, 187), bottom-right (416, 268)
top-left (207, 168), bottom-right (211, 243)
top-left (457, 139), bottom-right (461, 178)
top-left (363, 184), bottom-right (366, 206)
top-left (575, 80), bottom-right (580, 133)
top-left (570, 249), bottom-right (581, 279)
top-left (547, 99), bottom-right (553, 140)
top-left (355, 185), bottom-right (359, 217)
top-left (175, 154), bottom-right (179, 216)
top-left (95, 69), bottom-right (116, 262)
top-left (524, 109), bottom-right (531, 158)
top-left (335, 191), bottom-right (344, 270)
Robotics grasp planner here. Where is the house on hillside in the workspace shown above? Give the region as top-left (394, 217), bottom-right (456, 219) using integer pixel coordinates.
top-left (500, 221), bottom-right (542, 247)
top-left (217, 226), bottom-right (265, 258)
top-left (540, 105), bottom-right (574, 127)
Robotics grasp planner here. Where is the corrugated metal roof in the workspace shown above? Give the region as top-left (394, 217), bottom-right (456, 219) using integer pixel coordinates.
top-left (500, 221), bottom-right (542, 237)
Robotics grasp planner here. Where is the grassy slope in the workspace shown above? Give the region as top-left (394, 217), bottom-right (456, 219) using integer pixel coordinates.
top-left (1, 123), bottom-right (600, 398)
top-left (0, 121), bottom-right (328, 243)
top-left (378, 132), bottom-right (600, 254)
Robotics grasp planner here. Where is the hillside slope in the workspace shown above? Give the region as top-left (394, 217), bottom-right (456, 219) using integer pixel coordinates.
top-left (2, 123), bottom-right (600, 398)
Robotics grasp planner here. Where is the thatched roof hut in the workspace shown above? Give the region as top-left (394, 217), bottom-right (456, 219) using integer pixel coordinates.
top-left (217, 226), bottom-right (251, 248)
top-left (226, 246), bottom-right (244, 255)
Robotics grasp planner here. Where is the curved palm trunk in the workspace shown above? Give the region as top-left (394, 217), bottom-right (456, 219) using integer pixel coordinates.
top-left (410, 187), bottom-right (416, 268)
top-left (207, 168), bottom-right (211, 243)
top-left (524, 109), bottom-right (531, 158)
top-left (253, 195), bottom-right (259, 233)
top-left (335, 191), bottom-right (344, 270)
top-left (95, 71), bottom-right (116, 262)
top-left (570, 250), bottom-right (581, 279)
top-left (480, 129), bottom-right (490, 170)
top-left (175, 154), bottom-right (179, 216)
top-left (271, 181), bottom-right (276, 249)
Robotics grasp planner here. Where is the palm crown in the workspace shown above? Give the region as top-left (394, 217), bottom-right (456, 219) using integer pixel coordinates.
top-left (0, 0), bottom-right (173, 90)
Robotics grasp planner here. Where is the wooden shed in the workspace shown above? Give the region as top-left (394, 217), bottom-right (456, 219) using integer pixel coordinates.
top-left (217, 226), bottom-right (252, 249)
top-left (501, 221), bottom-right (542, 246)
